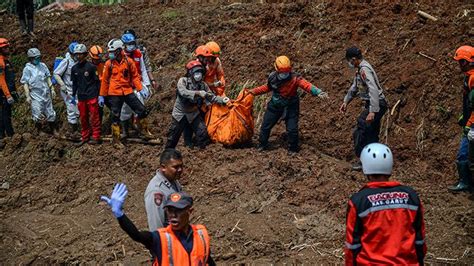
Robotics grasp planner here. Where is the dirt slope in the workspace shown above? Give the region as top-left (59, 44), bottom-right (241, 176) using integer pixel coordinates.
top-left (1, 1), bottom-right (473, 264)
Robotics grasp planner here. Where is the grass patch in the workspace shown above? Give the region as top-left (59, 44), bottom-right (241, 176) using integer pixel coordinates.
top-left (161, 9), bottom-right (180, 19)
top-left (10, 54), bottom-right (29, 73)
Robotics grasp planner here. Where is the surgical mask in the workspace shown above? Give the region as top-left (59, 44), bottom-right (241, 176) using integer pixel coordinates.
top-left (125, 45), bottom-right (136, 52)
top-left (33, 57), bottom-right (40, 66)
top-left (277, 72), bottom-right (290, 80)
top-left (109, 52), bottom-right (116, 60)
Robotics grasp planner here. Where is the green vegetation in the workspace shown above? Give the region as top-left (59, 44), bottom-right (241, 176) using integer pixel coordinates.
top-left (0, 0), bottom-right (126, 12)
top-left (161, 9), bottom-right (180, 19)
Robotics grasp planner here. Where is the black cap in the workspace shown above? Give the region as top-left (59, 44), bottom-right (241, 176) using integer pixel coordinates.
top-left (345, 46), bottom-right (362, 59)
top-left (164, 192), bottom-right (193, 209)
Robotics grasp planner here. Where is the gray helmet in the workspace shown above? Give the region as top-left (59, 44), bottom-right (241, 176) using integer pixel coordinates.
top-left (73, 43), bottom-right (87, 54)
top-left (27, 48), bottom-right (41, 58)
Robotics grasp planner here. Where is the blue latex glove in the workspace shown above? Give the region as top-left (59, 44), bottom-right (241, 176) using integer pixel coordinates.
top-left (139, 89), bottom-right (149, 99)
top-left (98, 96), bottom-right (105, 107)
top-left (70, 96), bottom-right (76, 105)
top-left (100, 183), bottom-right (128, 218)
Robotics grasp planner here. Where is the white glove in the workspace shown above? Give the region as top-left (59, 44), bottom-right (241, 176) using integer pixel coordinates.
top-left (197, 90), bottom-right (207, 98)
top-left (215, 96), bottom-right (227, 105)
top-left (6, 97), bottom-right (14, 104)
top-left (51, 88), bottom-right (56, 99)
top-left (26, 95), bottom-right (31, 103)
top-left (213, 81), bottom-right (222, 87)
top-left (468, 128), bottom-right (474, 141)
top-left (318, 91), bottom-right (329, 99)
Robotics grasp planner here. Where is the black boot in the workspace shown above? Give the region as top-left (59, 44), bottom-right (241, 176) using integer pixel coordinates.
top-left (27, 19), bottom-right (36, 37)
top-left (120, 120), bottom-right (130, 139)
top-left (48, 121), bottom-right (59, 137)
top-left (19, 19), bottom-right (27, 35)
top-left (448, 160), bottom-right (471, 192)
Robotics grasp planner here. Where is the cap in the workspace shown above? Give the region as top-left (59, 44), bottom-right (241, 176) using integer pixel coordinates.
top-left (345, 46), bottom-right (362, 59)
top-left (164, 192), bottom-right (193, 209)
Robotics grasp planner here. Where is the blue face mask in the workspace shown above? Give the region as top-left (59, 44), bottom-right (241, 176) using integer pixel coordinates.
top-left (33, 57), bottom-right (41, 66)
top-left (125, 45), bottom-right (136, 52)
top-left (109, 52), bottom-right (116, 60)
top-left (277, 72), bottom-right (290, 80)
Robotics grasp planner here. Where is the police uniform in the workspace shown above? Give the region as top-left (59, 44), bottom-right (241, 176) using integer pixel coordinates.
top-left (344, 59), bottom-right (388, 157)
top-left (144, 171), bottom-right (182, 231)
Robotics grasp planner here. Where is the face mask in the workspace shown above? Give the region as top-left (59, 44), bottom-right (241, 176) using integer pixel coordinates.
top-left (125, 45), bottom-right (136, 52)
top-left (33, 57), bottom-right (40, 66)
top-left (193, 72), bottom-right (203, 82)
top-left (277, 72), bottom-right (290, 80)
top-left (109, 52), bottom-right (116, 60)
top-left (348, 61), bottom-right (355, 69)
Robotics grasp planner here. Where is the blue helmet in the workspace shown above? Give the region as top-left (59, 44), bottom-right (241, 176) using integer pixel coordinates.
top-left (121, 33), bottom-right (136, 44)
top-left (68, 41), bottom-right (78, 54)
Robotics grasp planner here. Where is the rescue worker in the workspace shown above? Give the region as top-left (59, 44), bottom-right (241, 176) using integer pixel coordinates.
top-left (20, 48), bottom-right (58, 135)
top-left (89, 45), bottom-right (108, 123)
top-left (204, 41), bottom-right (226, 96)
top-left (165, 60), bottom-right (228, 149)
top-left (449, 45), bottom-right (474, 192)
top-left (101, 185), bottom-right (216, 266)
top-left (0, 38), bottom-right (18, 148)
top-left (123, 29), bottom-right (158, 91)
top-left (120, 33), bottom-right (152, 139)
top-left (145, 148), bottom-right (183, 231)
top-left (340, 46), bottom-right (388, 170)
top-left (16, 0), bottom-right (35, 36)
top-left (182, 45), bottom-right (214, 148)
top-left (54, 42), bottom-right (80, 139)
top-left (70, 44), bottom-right (102, 145)
top-left (249, 55), bottom-right (328, 154)
top-left (100, 38), bottom-right (153, 146)
top-left (345, 143), bottom-right (426, 265)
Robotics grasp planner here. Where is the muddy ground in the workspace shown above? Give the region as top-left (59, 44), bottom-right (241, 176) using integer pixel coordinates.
top-left (0, 1), bottom-right (473, 264)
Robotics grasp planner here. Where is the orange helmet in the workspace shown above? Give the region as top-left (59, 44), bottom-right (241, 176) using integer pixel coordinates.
top-left (194, 45), bottom-right (212, 57)
top-left (274, 55), bottom-right (291, 72)
top-left (0, 38), bottom-right (10, 48)
top-left (89, 45), bottom-right (104, 60)
top-left (206, 41), bottom-right (221, 57)
top-left (454, 45), bottom-right (474, 62)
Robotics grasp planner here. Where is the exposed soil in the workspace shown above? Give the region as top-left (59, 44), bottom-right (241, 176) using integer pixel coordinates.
top-left (0, 1), bottom-right (473, 264)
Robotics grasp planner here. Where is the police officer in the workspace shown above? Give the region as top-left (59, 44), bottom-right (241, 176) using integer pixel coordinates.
top-left (340, 47), bottom-right (388, 170)
top-left (345, 143), bottom-right (426, 265)
top-left (144, 149), bottom-right (183, 231)
top-left (101, 185), bottom-right (216, 265)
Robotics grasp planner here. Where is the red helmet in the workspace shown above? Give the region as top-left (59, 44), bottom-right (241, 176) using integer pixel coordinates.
top-left (454, 45), bottom-right (474, 62)
top-left (194, 45), bottom-right (212, 57)
top-left (0, 38), bottom-right (10, 48)
top-left (186, 60), bottom-right (204, 72)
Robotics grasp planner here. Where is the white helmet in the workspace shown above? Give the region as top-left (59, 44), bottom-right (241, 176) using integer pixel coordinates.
top-left (73, 43), bottom-right (87, 54)
top-left (107, 38), bottom-right (123, 52)
top-left (360, 143), bottom-right (393, 175)
top-left (27, 48), bottom-right (41, 58)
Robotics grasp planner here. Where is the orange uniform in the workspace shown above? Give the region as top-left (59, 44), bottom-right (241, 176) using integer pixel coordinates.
top-left (251, 74), bottom-right (313, 98)
top-left (464, 69), bottom-right (474, 127)
top-left (205, 57), bottom-right (225, 96)
top-left (0, 55), bottom-right (12, 99)
top-left (100, 56), bottom-right (142, 96)
top-left (155, 224), bottom-right (210, 266)
top-left (95, 62), bottom-right (105, 81)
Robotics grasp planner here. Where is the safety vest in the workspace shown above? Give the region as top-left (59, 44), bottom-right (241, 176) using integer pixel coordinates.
top-left (155, 224), bottom-right (210, 266)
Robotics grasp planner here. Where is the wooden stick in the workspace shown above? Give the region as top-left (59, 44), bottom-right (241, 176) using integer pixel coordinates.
top-left (417, 10), bottom-right (438, 21)
top-left (418, 52), bottom-right (437, 62)
top-left (391, 99), bottom-right (401, 116)
top-left (230, 219), bottom-right (242, 233)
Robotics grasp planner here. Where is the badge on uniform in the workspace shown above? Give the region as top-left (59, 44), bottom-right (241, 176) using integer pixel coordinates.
top-left (154, 192), bottom-right (164, 206)
top-left (84, 71), bottom-right (89, 77)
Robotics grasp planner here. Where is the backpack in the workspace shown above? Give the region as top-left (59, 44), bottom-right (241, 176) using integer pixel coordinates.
top-left (51, 56), bottom-right (69, 85)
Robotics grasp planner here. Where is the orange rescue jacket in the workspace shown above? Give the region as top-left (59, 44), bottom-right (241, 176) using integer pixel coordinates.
top-left (0, 55), bottom-right (12, 99)
top-left (100, 56), bottom-right (142, 96)
top-left (155, 224), bottom-right (210, 266)
top-left (205, 57), bottom-right (225, 96)
top-left (251, 74), bottom-right (313, 98)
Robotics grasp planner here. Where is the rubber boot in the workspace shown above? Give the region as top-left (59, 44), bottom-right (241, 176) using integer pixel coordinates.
top-left (27, 19), bottom-right (36, 38)
top-left (448, 160), bottom-right (471, 192)
top-left (120, 120), bottom-right (130, 139)
top-left (68, 123), bottom-right (81, 141)
top-left (112, 123), bottom-right (124, 148)
top-left (19, 19), bottom-right (27, 35)
top-left (137, 118), bottom-right (154, 140)
top-left (48, 121), bottom-right (59, 137)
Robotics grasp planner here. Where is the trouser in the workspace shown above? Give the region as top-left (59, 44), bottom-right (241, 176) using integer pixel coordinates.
top-left (31, 97), bottom-right (56, 122)
top-left (165, 116), bottom-right (209, 149)
top-left (78, 98), bottom-right (101, 141)
top-left (60, 90), bottom-right (80, 124)
top-left (0, 102), bottom-right (14, 139)
top-left (16, 0), bottom-right (34, 21)
top-left (120, 85), bottom-right (150, 122)
top-left (353, 99), bottom-right (388, 157)
top-left (457, 136), bottom-right (469, 161)
top-left (108, 93), bottom-right (147, 125)
top-left (259, 97), bottom-right (299, 152)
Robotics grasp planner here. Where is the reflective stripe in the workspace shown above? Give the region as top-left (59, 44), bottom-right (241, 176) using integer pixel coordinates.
top-left (415, 240), bottom-right (425, 245)
top-left (358, 204), bottom-right (419, 218)
top-left (197, 229), bottom-right (208, 263)
top-left (345, 242), bottom-right (361, 250)
top-left (164, 232), bottom-right (174, 266)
